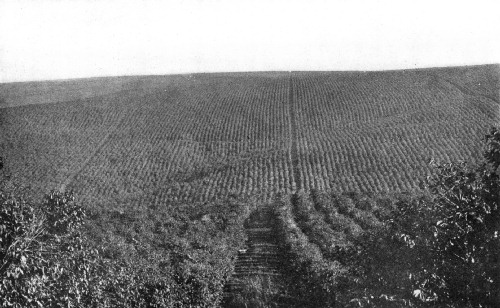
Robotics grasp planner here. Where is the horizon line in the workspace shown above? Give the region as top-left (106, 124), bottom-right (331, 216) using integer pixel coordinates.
top-left (1, 62), bottom-right (499, 84)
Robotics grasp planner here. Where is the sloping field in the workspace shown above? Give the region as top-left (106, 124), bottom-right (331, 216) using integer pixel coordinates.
top-left (0, 75), bottom-right (176, 108)
top-left (1, 66), bottom-right (498, 208)
top-left (292, 68), bottom-right (499, 192)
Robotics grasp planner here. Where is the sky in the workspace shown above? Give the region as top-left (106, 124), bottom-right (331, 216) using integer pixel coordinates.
top-left (1, 0), bottom-right (499, 82)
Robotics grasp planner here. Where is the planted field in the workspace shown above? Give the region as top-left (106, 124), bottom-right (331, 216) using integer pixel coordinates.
top-left (292, 69), bottom-right (499, 192)
top-left (69, 73), bottom-right (294, 210)
top-left (1, 66), bottom-right (498, 208)
top-left (1, 65), bottom-right (499, 307)
top-left (0, 97), bottom-right (131, 199)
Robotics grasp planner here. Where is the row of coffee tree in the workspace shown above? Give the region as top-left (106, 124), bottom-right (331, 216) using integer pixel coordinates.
top-left (0, 173), bottom-right (253, 307)
top-left (274, 127), bottom-right (500, 307)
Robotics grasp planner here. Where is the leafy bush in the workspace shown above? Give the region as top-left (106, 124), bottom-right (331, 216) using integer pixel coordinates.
top-left (343, 127), bottom-right (500, 307)
top-left (225, 275), bottom-right (281, 308)
top-left (85, 197), bottom-right (251, 308)
top-left (273, 196), bottom-right (345, 307)
top-left (1, 167), bottom-right (251, 308)
top-left (1, 189), bottom-right (97, 307)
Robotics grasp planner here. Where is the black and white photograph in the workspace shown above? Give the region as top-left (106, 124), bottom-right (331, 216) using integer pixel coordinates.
top-left (1, 0), bottom-right (499, 307)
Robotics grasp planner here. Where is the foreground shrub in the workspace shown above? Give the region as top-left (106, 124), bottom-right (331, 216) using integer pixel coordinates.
top-left (0, 190), bottom-right (96, 307)
top-left (225, 275), bottom-right (281, 308)
top-left (0, 172), bottom-right (251, 307)
top-left (273, 196), bottom-right (345, 307)
top-left (343, 127), bottom-right (500, 307)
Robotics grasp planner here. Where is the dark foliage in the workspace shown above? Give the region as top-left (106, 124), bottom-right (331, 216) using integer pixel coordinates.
top-left (342, 127), bottom-right (500, 307)
top-left (1, 167), bottom-right (251, 307)
top-left (1, 189), bottom-right (96, 307)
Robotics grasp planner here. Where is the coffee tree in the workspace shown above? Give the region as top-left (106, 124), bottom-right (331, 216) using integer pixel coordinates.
top-left (0, 189), bottom-right (98, 307)
top-left (421, 126), bottom-right (500, 306)
top-left (345, 127), bottom-right (500, 307)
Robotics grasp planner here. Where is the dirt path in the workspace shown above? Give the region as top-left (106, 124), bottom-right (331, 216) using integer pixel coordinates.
top-left (59, 107), bottom-right (131, 192)
top-left (430, 74), bottom-right (500, 105)
top-left (222, 207), bottom-right (297, 307)
top-left (288, 72), bottom-right (301, 191)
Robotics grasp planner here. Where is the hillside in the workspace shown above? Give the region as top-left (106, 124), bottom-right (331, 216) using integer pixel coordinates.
top-left (1, 65), bottom-right (498, 208)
